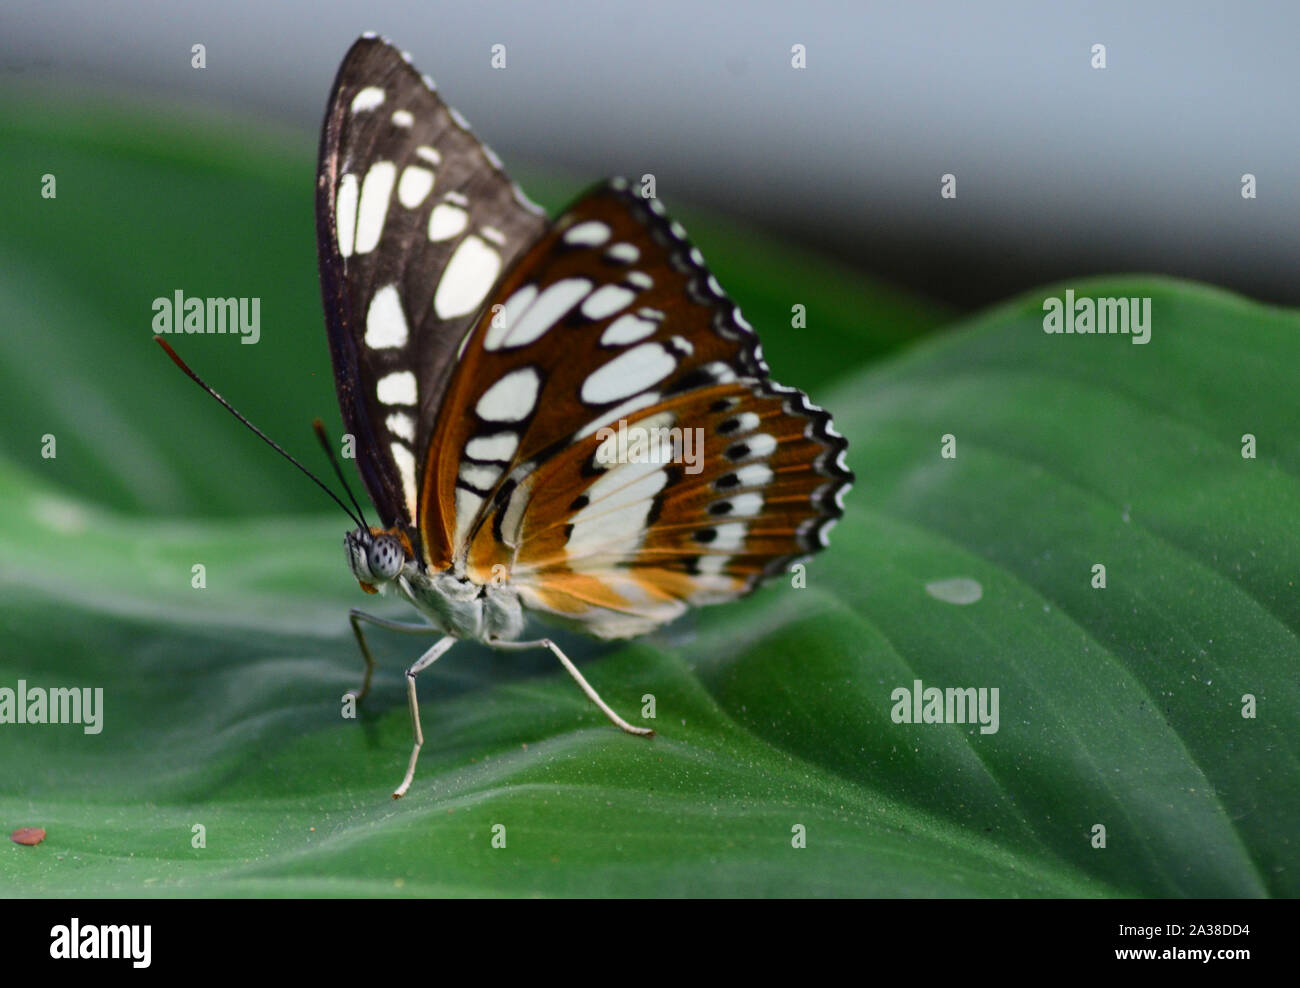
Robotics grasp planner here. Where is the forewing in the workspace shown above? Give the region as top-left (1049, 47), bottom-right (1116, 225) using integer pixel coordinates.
top-left (316, 34), bottom-right (547, 529)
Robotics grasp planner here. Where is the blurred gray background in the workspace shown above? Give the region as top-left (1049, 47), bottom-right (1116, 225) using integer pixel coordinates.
top-left (3, 0), bottom-right (1298, 308)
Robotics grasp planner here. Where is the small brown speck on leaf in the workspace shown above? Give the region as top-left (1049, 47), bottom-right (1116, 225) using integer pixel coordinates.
top-left (11, 827), bottom-right (46, 846)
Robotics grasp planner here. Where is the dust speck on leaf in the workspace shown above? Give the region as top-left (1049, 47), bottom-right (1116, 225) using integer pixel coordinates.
top-left (925, 577), bottom-right (983, 605)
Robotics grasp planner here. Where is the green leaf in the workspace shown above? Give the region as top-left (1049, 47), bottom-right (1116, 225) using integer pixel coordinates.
top-left (1, 99), bottom-right (1293, 897)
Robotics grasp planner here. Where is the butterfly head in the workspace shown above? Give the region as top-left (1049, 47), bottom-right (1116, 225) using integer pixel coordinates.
top-left (346, 526), bottom-right (414, 594)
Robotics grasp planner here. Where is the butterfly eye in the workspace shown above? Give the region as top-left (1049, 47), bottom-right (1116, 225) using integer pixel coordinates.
top-left (367, 535), bottom-right (405, 580)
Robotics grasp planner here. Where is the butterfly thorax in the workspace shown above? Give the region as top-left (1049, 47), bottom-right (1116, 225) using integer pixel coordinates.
top-left (344, 527), bottom-right (524, 642)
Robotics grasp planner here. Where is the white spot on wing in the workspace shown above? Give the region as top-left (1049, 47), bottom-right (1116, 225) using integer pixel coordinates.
top-left (605, 243), bottom-right (639, 263)
top-left (710, 523), bottom-right (747, 552)
top-left (416, 145), bottom-right (441, 165)
top-left (476, 367), bottom-right (540, 422)
top-left (580, 344), bottom-right (676, 404)
top-left (434, 235), bottom-right (502, 319)
top-left (720, 492), bottom-right (763, 517)
top-left (427, 203), bottom-right (468, 242)
top-left (459, 462), bottom-right (502, 491)
top-left (730, 433), bottom-right (777, 460)
top-left (600, 313), bottom-right (659, 346)
top-left (351, 87), bottom-right (385, 113)
top-left (564, 221), bottom-right (610, 246)
top-left (482, 284), bottom-right (538, 352)
top-left (454, 488), bottom-right (483, 543)
top-left (485, 278), bottom-right (591, 351)
top-left (391, 109), bottom-right (414, 128)
top-left (391, 442), bottom-right (417, 516)
top-left (729, 464), bottom-right (773, 488)
top-left (377, 371), bottom-right (417, 406)
top-left (581, 285), bottom-right (636, 321)
top-left (364, 284), bottom-right (409, 348)
top-left (397, 165), bottom-right (435, 208)
top-left (723, 412), bottom-right (761, 434)
top-left (386, 412), bottom-right (415, 442)
top-left (701, 361), bottom-right (737, 385)
top-left (355, 161), bottom-right (396, 254)
top-left (336, 174), bottom-right (359, 258)
top-left (465, 431), bottom-right (518, 462)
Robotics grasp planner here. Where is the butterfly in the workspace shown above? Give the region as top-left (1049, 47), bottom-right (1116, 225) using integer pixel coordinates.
top-left (161, 33), bottom-right (851, 798)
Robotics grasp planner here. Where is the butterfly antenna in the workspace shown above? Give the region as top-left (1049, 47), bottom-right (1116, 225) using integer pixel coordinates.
top-left (154, 337), bottom-right (366, 530)
top-left (311, 418), bottom-right (370, 531)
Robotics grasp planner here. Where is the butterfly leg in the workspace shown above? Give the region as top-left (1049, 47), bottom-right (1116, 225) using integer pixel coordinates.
top-left (492, 638), bottom-right (654, 737)
top-left (392, 635), bottom-right (458, 799)
top-left (347, 609), bottom-right (435, 703)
